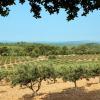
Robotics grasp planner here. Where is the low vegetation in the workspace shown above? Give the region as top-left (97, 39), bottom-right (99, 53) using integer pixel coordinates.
top-left (0, 42), bottom-right (100, 98)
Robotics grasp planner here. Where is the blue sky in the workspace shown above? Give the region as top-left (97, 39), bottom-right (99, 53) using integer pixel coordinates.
top-left (0, 2), bottom-right (100, 42)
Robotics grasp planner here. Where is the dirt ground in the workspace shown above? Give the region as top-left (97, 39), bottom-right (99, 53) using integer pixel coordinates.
top-left (0, 77), bottom-right (100, 100)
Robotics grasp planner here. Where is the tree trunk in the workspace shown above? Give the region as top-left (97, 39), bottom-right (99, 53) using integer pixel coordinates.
top-left (32, 91), bottom-right (37, 97)
top-left (28, 80), bottom-right (42, 97)
top-left (53, 77), bottom-right (57, 83)
top-left (74, 80), bottom-right (77, 89)
top-left (28, 81), bottom-right (36, 97)
top-left (36, 79), bottom-right (42, 93)
top-left (99, 76), bottom-right (100, 83)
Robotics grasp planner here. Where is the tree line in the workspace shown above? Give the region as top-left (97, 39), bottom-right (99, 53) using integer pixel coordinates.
top-left (0, 43), bottom-right (100, 56)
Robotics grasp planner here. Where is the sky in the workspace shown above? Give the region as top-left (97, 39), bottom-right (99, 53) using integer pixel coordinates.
top-left (0, 2), bottom-right (100, 43)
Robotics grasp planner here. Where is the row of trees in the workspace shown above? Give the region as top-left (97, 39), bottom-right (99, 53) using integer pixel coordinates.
top-left (0, 63), bottom-right (100, 96)
top-left (0, 43), bottom-right (100, 56)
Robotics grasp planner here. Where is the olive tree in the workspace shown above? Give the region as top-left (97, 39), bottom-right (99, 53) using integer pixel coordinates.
top-left (10, 64), bottom-right (43, 96)
top-left (10, 63), bottom-right (58, 96)
top-left (62, 66), bottom-right (84, 88)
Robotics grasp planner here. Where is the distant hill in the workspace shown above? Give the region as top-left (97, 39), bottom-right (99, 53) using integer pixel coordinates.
top-left (43, 41), bottom-right (100, 47)
top-left (79, 43), bottom-right (100, 49)
top-left (0, 41), bottom-right (100, 47)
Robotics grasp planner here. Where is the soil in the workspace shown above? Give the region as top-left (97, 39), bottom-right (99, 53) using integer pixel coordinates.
top-left (0, 77), bottom-right (100, 100)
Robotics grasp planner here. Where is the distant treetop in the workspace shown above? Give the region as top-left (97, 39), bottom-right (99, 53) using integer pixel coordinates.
top-left (0, 0), bottom-right (100, 21)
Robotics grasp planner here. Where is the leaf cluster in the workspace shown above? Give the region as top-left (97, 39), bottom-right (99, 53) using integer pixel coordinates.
top-left (0, 0), bottom-right (100, 20)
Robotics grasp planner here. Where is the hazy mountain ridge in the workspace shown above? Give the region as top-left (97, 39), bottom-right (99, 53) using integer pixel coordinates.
top-left (43, 41), bottom-right (100, 46)
top-left (0, 41), bottom-right (100, 47)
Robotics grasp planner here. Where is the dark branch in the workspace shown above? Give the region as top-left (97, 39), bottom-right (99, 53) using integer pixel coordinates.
top-left (0, 0), bottom-right (100, 21)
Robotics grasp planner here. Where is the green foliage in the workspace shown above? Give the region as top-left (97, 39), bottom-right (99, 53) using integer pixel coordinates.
top-left (61, 63), bottom-right (100, 88)
top-left (31, 50), bottom-right (39, 57)
top-left (48, 55), bottom-right (56, 59)
top-left (0, 0), bottom-right (100, 21)
top-left (83, 64), bottom-right (100, 79)
top-left (0, 47), bottom-right (11, 56)
top-left (10, 64), bottom-right (42, 95)
top-left (10, 63), bottom-right (58, 95)
top-left (0, 69), bottom-right (8, 81)
top-left (0, 49), bottom-right (100, 93)
top-left (0, 43), bottom-right (100, 56)
top-left (41, 64), bottom-right (59, 83)
top-left (11, 64), bottom-right (39, 86)
top-left (62, 66), bottom-right (85, 88)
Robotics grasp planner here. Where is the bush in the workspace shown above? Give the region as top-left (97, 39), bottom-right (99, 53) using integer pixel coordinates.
top-left (0, 69), bottom-right (8, 81)
top-left (48, 55), bottom-right (56, 59)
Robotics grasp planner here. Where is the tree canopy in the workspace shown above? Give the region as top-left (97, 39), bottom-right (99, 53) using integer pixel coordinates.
top-left (0, 0), bottom-right (100, 21)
